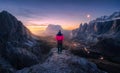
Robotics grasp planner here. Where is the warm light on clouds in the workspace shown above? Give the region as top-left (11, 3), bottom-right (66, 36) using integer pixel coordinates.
top-left (26, 25), bottom-right (47, 35)
top-left (26, 25), bottom-right (47, 31)
top-left (24, 17), bottom-right (81, 32)
top-left (62, 25), bottom-right (79, 30)
top-left (26, 23), bottom-right (78, 35)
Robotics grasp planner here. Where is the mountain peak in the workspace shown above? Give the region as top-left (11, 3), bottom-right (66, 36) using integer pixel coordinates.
top-left (91, 11), bottom-right (120, 23)
top-left (0, 10), bottom-right (16, 19)
top-left (0, 10), bottom-right (13, 16)
top-left (47, 24), bottom-right (63, 31)
top-left (0, 10), bottom-right (32, 42)
top-left (0, 10), bottom-right (9, 13)
top-left (109, 11), bottom-right (120, 19)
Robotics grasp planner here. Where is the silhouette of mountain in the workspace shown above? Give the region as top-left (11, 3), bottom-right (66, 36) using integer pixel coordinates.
top-left (0, 11), bottom-right (44, 73)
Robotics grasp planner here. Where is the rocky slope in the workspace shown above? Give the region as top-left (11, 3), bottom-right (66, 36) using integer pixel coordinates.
top-left (0, 11), bottom-right (45, 73)
top-left (16, 48), bottom-right (105, 73)
top-left (72, 11), bottom-right (120, 63)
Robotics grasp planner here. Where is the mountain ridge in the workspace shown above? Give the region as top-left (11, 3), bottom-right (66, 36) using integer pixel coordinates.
top-left (72, 11), bottom-right (120, 63)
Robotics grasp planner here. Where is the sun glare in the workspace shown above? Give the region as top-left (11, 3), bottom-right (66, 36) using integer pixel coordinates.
top-left (87, 14), bottom-right (90, 18)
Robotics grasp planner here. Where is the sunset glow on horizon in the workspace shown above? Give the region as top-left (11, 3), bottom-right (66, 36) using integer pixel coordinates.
top-left (24, 18), bottom-right (80, 35)
top-left (26, 24), bottom-right (79, 35)
top-left (0, 0), bottom-right (119, 35)
top-left (26, 25), bottom-right (46, 35)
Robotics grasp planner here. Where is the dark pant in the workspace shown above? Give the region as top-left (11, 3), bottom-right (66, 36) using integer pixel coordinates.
top-left (57, 43), bottom-right (62, 53)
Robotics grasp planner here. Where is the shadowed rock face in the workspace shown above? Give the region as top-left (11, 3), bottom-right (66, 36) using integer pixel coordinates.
top-left (0, 11), bottom-right (39, 72)
top-left (72, 12), bottom-right (120, 63)
top-left (0, 11), bottom-right (33, 42)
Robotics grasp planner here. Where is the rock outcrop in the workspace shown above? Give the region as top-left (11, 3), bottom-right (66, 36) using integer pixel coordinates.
top-left (16, 48), bottom-right (105, 73)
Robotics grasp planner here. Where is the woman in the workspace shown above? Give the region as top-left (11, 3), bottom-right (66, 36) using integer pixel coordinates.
top-left (56, 30), bottom-right (64, 54)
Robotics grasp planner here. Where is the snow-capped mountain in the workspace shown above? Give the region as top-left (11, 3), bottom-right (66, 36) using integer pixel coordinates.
top-left (90, 11), bottom-right (120, 22)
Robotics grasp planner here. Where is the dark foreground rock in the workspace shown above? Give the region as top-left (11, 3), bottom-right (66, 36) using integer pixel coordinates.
top-left (0, 56), bottom-right (15, 73)
top-left (16, 48), bottom-right (106, 73)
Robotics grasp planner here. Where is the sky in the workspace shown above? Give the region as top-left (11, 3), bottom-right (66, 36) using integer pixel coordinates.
top-left (0, 0), bottom-right (120, 34)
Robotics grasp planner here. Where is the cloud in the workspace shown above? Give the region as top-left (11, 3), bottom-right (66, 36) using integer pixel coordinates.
top-left (38, 24), bottom-right (49, 26)
top-left (26, 23), bottom-right (49, 26)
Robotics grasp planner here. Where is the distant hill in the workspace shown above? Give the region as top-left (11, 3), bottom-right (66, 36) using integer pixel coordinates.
top-left (44, 24), bottom-right (63, 36)
top-left (44, 24), bottom-right (71, 39)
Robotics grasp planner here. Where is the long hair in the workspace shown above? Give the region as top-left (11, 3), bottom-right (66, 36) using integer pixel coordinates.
top-left (57, 30), bottom-right (63, 36)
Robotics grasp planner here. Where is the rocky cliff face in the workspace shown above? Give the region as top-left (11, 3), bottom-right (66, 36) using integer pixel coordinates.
top-left (72, 11), bottom-right (120, 63)
top-left (0, 11), bottom-right (33, 42)
top-left (0, 11), bottom-right (42, 72)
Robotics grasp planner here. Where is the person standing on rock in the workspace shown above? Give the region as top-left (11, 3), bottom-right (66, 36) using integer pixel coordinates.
top-left (56, 30), bottom-right (64, 54)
